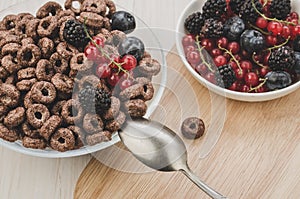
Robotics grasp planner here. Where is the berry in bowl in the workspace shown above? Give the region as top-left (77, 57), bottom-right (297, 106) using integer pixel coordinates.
top-left (176, 0), bottom-right (300, 102)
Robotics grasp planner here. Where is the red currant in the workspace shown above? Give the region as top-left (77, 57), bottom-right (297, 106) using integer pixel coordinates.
top-left (240, 84), bottom-right (250, 92)
top-left (91, 36), bottom-right (105, 47)
top-left (234, 68), bottom-right (246, 80)
top-left (281, 26), bottom-right (291, 39)
top-left (290, 12), bottom-right (299, 20)
top-left (292, 24), bottom-right (300, 38)
top-left (195, 63), bottom-right (208, 75)
top-left (256, 17), bottom-right (268, 29)
top-left (107, 73), bottom-right (120, 86)
top-left (96, 63), bottom-right (112, 78)
top-left (182, 34), bottom-right (195, 47)
top-left (240, 60), bottom-right (253, 71)
top-left (228, 61), bottom-right (238, 70)
top-left (187, 51), bottom-right (201, 65)
top-left (229, 81), bottom-right (242, 91)
top-left (259, 67), bottom-right (270, 77)
top-left (245, 72), bottom-right (259, 87)
top-left (184, 45), bottom-right (196, 54)
top-left (211, 48), bottom-right (222, 57)
top-left (227, 42), bottom-right (240, 54)
top-left (84, 45), bottom-right (100, 61)
top-left (266, 35), bottom-right (278, 46)
top-left (121, 55), bottom-right (137, 71)
top-left (267, 21), bottom-right (283, 36)
top-left (205, 72), bottom-right (216, 84)
top-left (216, 37), bottom-right (228, 48)
top-left (214, 55), bottom-right (227, 67)
top-left (201, 38), bottom-right (214, 51)
top-left (119, 79), bottom-right (133, 90)
top-left (109, 56), bottom-right (121, 70)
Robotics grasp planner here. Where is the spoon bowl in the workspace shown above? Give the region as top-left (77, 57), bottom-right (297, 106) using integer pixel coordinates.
top-left (118, 118), bottom-right (227, 199)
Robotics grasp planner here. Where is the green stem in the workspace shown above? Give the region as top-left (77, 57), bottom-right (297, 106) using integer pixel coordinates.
top-left (265, 36), bottom-right (290, 52)
top-left (195, 36), bottom-right (214, 72)
top-left (217, 44), bottom-right (242, 74)
top-left (252, 52), bottom-right (268, 68)
top-left (249, 78), bottom-right (267, 93)
top-left (249, 23), bottom-right (270, 35)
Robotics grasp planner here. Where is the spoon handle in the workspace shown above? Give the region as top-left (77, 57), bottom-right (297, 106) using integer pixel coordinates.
top-left (181, 168), bottom-right (227, 199)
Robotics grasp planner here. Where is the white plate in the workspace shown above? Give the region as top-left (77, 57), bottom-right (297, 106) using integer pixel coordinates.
top-left (176, 0), bottom-right (300, 102)
top-left (0, 0), bottom-right (167, 158)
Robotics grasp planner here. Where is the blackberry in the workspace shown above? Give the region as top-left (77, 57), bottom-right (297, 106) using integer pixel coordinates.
top-left (229, 0), bottom-right (244, 15)
top-left (184, 12), bottom-right (205, 35)
top-left (201, 18), bottom-right (223, 38)
top-left (268, 46), bottom-right (296, 71)
top-left (269, 0), bottom-right (291, 20)
top-left (202, 0), bottom-right (227, 20)
top-left (216, 64), bottom-right (236, 88)
top-left (223, 16), bottom-right (245, 41)
top-left (63, 20), bottom-right (89, 48)
top-left (292, 36), bottom-right (300, 51)
top-left (78, 86), bottom-right (111, 113)
top-left (239, 0), bottom-right (263, 24)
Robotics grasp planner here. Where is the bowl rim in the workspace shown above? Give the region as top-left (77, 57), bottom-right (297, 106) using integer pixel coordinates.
top-left (175, 0), bottom-right (300, 102)
top-left (0, 0), bottom-right (167, 158)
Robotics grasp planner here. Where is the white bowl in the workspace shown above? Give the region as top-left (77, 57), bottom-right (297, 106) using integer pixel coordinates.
top-left (176, 0), bottom-right (300, 102)
top-left (0, 0), bottom-right (167, 158)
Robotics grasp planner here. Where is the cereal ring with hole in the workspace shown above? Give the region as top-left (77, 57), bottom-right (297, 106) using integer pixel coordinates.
top-left (14, 17), bottom-right (30, 36)
top-left (0, 83), bottom-right (20, 108)
top-left (124, 99), bottom-right (147, 118)
top-left (1, 55), bottom-right (21, 74)
top-left (2, 43), bottom-right (21, 57)
top-left (58, 9), bottom-right (75, 18)
top-left (138, 58), bottom-right (161, 76)
top-left (85, 130), bottom-right (111, 146)
top-left (38, 37), bottom-right (55, 59)
top-left (17, 67), bottom-right (36, 80)
top-left (80, 0), bottom-right (106, 14)
top-left (135, 77), bottom-right (154, 101)
top-left (17, 44), bottom-right (41, 67)
top-left (56, 42), bottom-right (79, 60)
top-left (51, 100), bottom-right (66, 115)
top-left (51, 73), bottom-right (74, 94)
top-left (102, 96), bottom-right (120, 120)
top-left (21, 37), bottom-right (35, 46)
top-left (0, 30), bottom-right (11, 39)
top-left (0, 123), bottom-right (19, 142)
top-left (5, 75), bottom-right (17, 85)
top-left (40, 115), bottom-right (62, 141)
top-left (83, 113), bottom-right (104, 134)
top-left (78, 12), bottom-right (104, 29)
top-left (70, 53), bottom-right (93, 72)
top-left (61, 99), bottom-right (84, 125)
top-left (16, 78), bottom-right (37, 91)
top-left (26, 104), bottom-right (50, 129)
top-left (0, 34), bottom-right (20, 49)
top-left (104, 0), bottom-right (116, 18)
top-left (36, 59), bottom-right (55, 81)
top-left (25, 19), bottom-right (40, 40)
top-left (105, 111), bottom-right (126, 132)
top-left (65, 0), bottom-right (85, 15)
top-left (22, 122), bottom-right (40, 138)
top-left (102, 17), bottom-right (111, 30)
top-left (23, 91), bottom-right (35, 109)
top-left (2, 15), bottom-right (18, 31)
top-left (0, 67), bottom-right (8, 79)
top-left (0, 106), bottom-right (8, 118)
top-left (49, 52), bottom-right (69, 74)
top-left (4, 107), bottom-right (25, 128)
top-left (68, 125), bottom-right (85, 148)
top-left (22, 136), bottom-right (47, 149)
top-left (36, 2), bottom-right (63, 19)
top-left (77, 75), bottom-right (100, 90)
top-left (31, 81), bottom-right (57, 104)
top-left (37, 16), bottom-right (59, 37)
top-left (16, 13), bottom-right (34, 21)
top-left (119, 84), bottom-right (144, 101)
top-left (181, 117), bottom-right (205, 139)
top-left (50, 128), bottom-right (76, 152)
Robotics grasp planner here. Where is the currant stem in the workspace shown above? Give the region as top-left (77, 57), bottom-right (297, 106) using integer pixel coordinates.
top-left (195, 36), bottom-right (214, 72)
top-left (217, 44), bottom-right (243, 74)
top-left (83, 19), bottom-right (128, 74)
top-left (265, 36), bottom-right (290, 52)
top-left (252, 0), bottom-right (296, 26)
top-left (248, 78), bottom-right (267, 92)
top-left (252, 52), bottom-right (268, 68)
top-left (249, 23), bottom-right (270, 35)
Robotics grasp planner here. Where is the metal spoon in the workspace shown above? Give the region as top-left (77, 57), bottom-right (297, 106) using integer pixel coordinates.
top-left (118, 118), bottom-right (227, 199)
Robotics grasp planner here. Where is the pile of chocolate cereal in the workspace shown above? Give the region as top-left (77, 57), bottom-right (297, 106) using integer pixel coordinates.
top-left (0, 0), bottom-right (161, 152)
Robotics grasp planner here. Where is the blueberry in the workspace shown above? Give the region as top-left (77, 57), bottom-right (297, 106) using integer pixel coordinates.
top-left (294, 51), bottom-right (300, 74)
top-left (240, 30), bottom-right (265, 54)
top-left (111, 11), bottom-right (136, 34)
top-left (223, 16), bottom-right (245, 41)
top-left (265, 71), bottom-right (292, 90)
top-left (119, 37), bottom-right (145, 62)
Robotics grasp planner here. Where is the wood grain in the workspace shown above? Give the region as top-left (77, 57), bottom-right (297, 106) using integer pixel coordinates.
top-left (74, 48), bottom-right (300, 199)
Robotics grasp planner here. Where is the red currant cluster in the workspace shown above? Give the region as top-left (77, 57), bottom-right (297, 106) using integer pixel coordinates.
top-left (84, 36), bottom-right (137, 90)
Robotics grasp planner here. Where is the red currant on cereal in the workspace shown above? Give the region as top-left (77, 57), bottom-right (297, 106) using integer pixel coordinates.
top-left (240, 84), bottom-right (250, 92)
top-left (205, 72), bottom-right (216, 84)
top-left (91, 36), bottom-right (105, 47)
top-left (211, 48), bottom-right (222, 57)
top-left (184, 45), bottom-right (196, 54)
top-left (266, 35), bottom-right (278, 46)
top-left (195, 63), bottom-right (208, 75)
top-left (234, 68), bottom-right (246, 80)
top-left (121, 55), bottom-right (137, 71)
top-left (84, 45), bottom-right (100, 61)
top-left (240, 60), bottom-right (253, 71)
top-left (109, 56), bottom-right (121, 70)
top-left (96, 63), bottom-right (112, 78)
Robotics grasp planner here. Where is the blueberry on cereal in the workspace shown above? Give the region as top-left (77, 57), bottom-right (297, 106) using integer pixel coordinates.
top-left (50, 128), bottom-right (76, 152)
top-left (181, 117), bottom-right (205, 139)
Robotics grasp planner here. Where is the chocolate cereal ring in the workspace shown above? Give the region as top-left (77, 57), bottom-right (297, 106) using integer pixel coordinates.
top-left (50, 128), bottom-right (76, 152)
top-left (181, 117), bottom-right (205, 139)
top-left (22, 122), bottom-right (40, 138)
top-left (51, 73), bottom-right (74, 94)
top-left (51, 100), bottom-right (66, 115)
top-left (138, 58), bottom-right (161, 76)
top-left (0, 123), bottom-right (19, 142)
top-left (17, 44), bottom-right (41, 67)
top-left (50, 52), bottom-right (69, 74)
top-left (3, 107), bottom-right (25, 128)
top-left (102, 96), bottom-right (120, 120)
top-left (119, 84), bottom-right (144, 101)
top-left (16, 13), bottom-right (34, 21)
top-left (78, 75), bottom-right (100, 90)
top-left (25, 19), bottom-right (40, 40)
top-left (23, 91), bottom-right (35, 109)
top-left (110, 30), bottom-right (126, 46)
top-left (16, 78), bottom-right (37, 91)
top-left (36, 2), bottom-right (63, 19)
top-left (40, 115), bottom-right (62, 140)
top-left (38, 37), bottom-right (55, 59)
top-left (57, 42), bottom-right (79, 60)
top-left (2, 15), bottom-right (18, 30)
top-left (135, 77), bottom-right (154, 101)
top-left (36, 59), bottom-right (55, 81)
top-left (0, 67), bottom-right (8, 79)
top-left (22, 136), bottom-right (47, 149)
top-left (124, 99), bottom-right (147, 118)
top-left (21, 37), bottom-right (35, 46)
top-left (5, 75), bottom-right (17, 85)
top-left (2, 43), bottom-right (21, 57)
top-left (0, 83), bottom-right (20, 108)
top-left (68, 125), bottom-right (85, 148)
top-left (80, 0), bottom-right (106, 14)
top-left (104, 0), bottom-right (116, 18)
top-left (0, 34), bottom-right (20, 48)
top-left (105, 111), bottom-right (126, 132)
top-left (61, 99), bottom-right (84, 125)
top-left (1, 55), bottom-right (21, 74)
top-left (78, 12), bottom-right (104, 29)
top-left (83, 113), bottom-right (104, 134)
top-left (65, 0), bottom-right (85, 15)
top-left (17, 67), bottom-right (36, 80)
top-left (26, 104), bottom-right (50, 129)
top-left (37, 16), bottom-right (58, 37)
top-left (31, 81), bottom-right (57, 104)
top-left (70, 53), bottom-right (93, 72)
top-left (85, 130), bottom-right (111, 146)
top-left (58, 9), bottom-right (75, 18)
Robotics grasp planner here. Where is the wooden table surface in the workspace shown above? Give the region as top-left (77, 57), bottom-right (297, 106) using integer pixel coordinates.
top-left (1, 1), bottom-right (300, 199)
